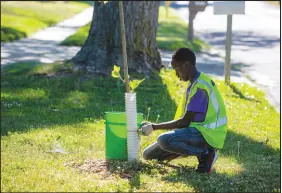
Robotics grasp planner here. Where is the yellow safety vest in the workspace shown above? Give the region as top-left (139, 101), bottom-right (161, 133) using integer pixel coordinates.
top-left (174, 72), bottom-right (227, 148)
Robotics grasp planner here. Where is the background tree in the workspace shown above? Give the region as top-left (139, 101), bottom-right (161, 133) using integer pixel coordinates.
top-left (188, 1), bottom-right (208, 42)
top-left (71, 1), bottom-right (162, 75)
top-left (165, 1), bottom-right (172, 18)
top-left (164, 1), bottom-right (208, 43)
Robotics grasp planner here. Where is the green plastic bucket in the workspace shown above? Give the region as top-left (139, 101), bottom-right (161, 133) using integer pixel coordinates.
top-left (105, 112), bottom-right (143, 160)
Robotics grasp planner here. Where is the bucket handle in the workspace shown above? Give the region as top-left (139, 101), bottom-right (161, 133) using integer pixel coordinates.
top-left (105, 121), bottom-right (142, 127)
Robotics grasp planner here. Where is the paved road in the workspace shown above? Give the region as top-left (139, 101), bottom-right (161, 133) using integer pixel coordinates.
top-left (171, 1), bottom-right (280, 112)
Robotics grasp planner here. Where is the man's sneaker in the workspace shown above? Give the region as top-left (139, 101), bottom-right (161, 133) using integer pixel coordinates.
top-left (196, 149), bottom-right (218, 175)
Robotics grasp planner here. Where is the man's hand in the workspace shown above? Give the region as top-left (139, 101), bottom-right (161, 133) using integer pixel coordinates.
top-left (138, 122), bottom-right (153, 136)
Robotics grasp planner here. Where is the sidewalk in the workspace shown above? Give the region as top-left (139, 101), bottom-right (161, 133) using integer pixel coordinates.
top-left (1, 7), bottom-right (93, 65)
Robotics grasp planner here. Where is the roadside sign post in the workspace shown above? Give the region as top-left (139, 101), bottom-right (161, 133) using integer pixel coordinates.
top-left (225, 14), bottom-right (232, 85)
top-left (213, 1), bottom-right (245, 85)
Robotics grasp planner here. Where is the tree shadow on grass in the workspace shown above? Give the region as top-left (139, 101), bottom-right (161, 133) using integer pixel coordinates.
top-left (102, 127), bottom-right (279, 192)
top-left (160, 130), bottom-right (280, 192)
top-left (105, 159), bottom-right (171, 191)
top-left (128, 174), bottom-right (140, 191)
top-left (1, 27), bottom-right (27, 42)
top-left (1, 62), bottom-right (177, 136)
top-left (2, 62), bottom-right (279, 191)
top-left (103, 160), bottom-right (147, 191)
top-left (228, 83), bottom-right (261, 103)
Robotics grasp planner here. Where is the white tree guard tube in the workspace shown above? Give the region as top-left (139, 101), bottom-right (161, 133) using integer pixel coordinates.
top-left (125, 92), bottom-right (140, 161)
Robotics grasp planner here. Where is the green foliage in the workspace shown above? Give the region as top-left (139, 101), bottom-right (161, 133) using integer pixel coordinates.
top-left (1, 1), bottom-right (90, 42)
top-left (1, 62), bottom-right (280, 192)
top-left (129, 78), bottom-right (145, 92)
top-left (111, 65), bottom-right (121, 79)
top-left (111, 65), bottom-right (145, 93)
top-left (1, 27), bottom-right (27, 42)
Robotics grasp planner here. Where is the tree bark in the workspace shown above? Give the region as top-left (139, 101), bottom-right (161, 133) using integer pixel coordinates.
top-left (188, 1), bottom-right (196, 42)
top-left (188, 10), bottom-right (196, 42)
top-left (188, 1), bottom-right (208, 42)
top-left (72, 1), bottom-right (162, 75)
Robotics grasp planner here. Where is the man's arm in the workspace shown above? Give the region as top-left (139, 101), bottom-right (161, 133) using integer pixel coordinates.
top-left (153, 87), bottom-right (208, 130)
top-left (152, 111), bottom-right (195, 130)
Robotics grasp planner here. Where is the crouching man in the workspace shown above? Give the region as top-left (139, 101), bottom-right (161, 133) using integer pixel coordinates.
top-left (138, 47), bottom-right (228, 175)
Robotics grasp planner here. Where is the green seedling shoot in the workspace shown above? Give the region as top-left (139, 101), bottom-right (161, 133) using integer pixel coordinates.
top-left (146, 107), bottom-right (151, 121)
top-left (155, 114), bottom-right (160, 123)
top-left (111, 65), bottom-right (145, 92)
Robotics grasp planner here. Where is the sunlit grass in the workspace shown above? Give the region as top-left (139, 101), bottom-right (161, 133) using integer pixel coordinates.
top-left (157, 6), bottom-right (209, 52)
top-left (213, 157), bottom-right (245, 176)
top-left (1, 62), bottom-right (280, 192)
top-left (1, 1), bottom-right (90, 42)
top-left (60, 23), bottom-right (91, 46)
top-left (1, 14), bottom-right (47, 40)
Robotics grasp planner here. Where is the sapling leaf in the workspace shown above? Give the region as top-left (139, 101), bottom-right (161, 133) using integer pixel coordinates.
top-left (111, 65), bottom-right (120, 78)
top-left (129, 78), bottom-right (145, 92)
top-left (111, 71), bottom-right (119, 78)
top-left (114, 65), bottom-right (120, 73)
top-left (111, 65), bottom-right (145, 92)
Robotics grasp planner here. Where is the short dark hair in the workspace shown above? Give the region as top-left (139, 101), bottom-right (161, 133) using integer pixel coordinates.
top-left (172, 47), bottom-right (196, 66)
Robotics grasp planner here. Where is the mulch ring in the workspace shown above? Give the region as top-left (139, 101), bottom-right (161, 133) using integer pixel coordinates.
top-left (64, 159), bottom-right (137, 179)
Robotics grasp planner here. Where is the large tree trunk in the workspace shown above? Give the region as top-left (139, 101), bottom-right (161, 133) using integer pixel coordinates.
top-left (72, 1), bottom-right (162, 75)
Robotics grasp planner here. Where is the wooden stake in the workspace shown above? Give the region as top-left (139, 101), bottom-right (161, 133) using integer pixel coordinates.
top-left (225, 15), bottom-right (233, 85)
top-left (119, 1), bottom-right (130, 93)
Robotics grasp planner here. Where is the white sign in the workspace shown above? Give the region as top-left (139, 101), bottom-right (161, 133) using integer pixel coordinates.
top-left (195, 1), bottom-right (207, 6)
top-left (213, 1), bottom-right (245, 15)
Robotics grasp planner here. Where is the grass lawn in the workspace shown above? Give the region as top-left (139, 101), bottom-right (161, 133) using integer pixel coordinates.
top-left (157, 6), bottom-right (209, 52)
top-left (1, 62), bottom-right (280, 192)
top-left (1, 1), bottom-right (90, 42)
top-left (61, 6), bottom-right (209, 52)
top-left (60, 22), bottom-right (91, 47)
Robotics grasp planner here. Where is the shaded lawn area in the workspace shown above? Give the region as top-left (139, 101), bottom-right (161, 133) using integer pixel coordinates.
top-left (1, 62), bottom-right (280, 192)
top-left (61, 6), bottom-right (209, 52)
top-left (1, 1), bottom-right (90, 42)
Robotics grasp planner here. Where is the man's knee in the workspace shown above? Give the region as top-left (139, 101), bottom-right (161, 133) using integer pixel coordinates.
top-left (142, 148), bottom-right (151, 160)
top-left (157, 133), bottom-right (171, 151)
